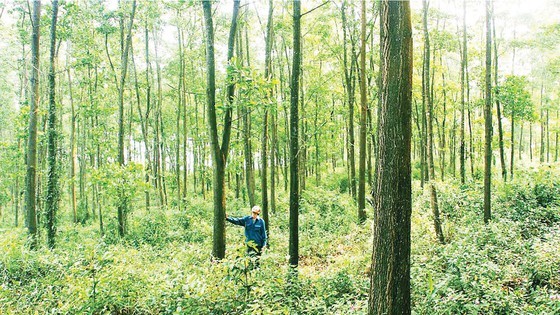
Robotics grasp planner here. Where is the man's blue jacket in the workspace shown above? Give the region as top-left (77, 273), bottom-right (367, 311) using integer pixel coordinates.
top-left (226, 215), bottom-right (268, 248)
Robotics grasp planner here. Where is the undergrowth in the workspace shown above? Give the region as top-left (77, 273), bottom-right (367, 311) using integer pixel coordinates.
top-left (1, 165), bottom-right (559, 314)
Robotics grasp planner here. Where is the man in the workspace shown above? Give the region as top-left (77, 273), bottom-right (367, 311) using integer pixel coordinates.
top-left (226, 205), bottom-right (268, 258)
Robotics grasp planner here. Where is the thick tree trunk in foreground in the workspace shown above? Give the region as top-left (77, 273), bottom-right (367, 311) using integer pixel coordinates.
top-left (368, 0), bottom-right (412, 313)
top-left (25, 0), bottom-right (41, 250)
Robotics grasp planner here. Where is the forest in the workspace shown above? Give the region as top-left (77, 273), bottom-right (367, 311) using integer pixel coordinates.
top-left (0, 0), bottom-right (559, 314)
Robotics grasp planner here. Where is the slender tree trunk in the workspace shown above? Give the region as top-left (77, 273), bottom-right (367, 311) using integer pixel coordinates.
top-left (423, 0), bottom-right (444, 244)
top-left (341, 1), bottom-right (357, 198)
top-left (368, 1), bottom-right (412, 313)
top-left (511, 113), bottom-right (515, 179)
top-left (519, 122), bottom-right (523, 160)
top-left (67, 59), bottom-right (78, 223)
top-left (116, 0), bottom-right (136, 237)
top-left (439, 59), bottom-right (448, 181)
top-left (45, 0), bottom-right (60, 249)
top-left (25, 0), bottom-right (41, 250)
top-left (243, 105), bottom-right (256, 206)
top-left (483, 0), bottom-right (493, 224)
top-left (546, 108), bottom-right (550, 162)
top-left (262, 0), bottom-right (274, 235)
top-left (202, 0), bottom-right (240, 260)
top-left (176, 24), bottom-right (183, 209)
top-left (289, 0), bottom-right (301, 268)
top-left (530, 122), bottom-right (533, 161)
top-left (492, 8), bottom-right (506, 181)
top-left (540, 82), bottom-right (545, 163)
top-left (14, 139), bottom-right (21, 227)
top-left (357, 0), bottom-right (367, 223)
top-left (554, 110), bottom-right (560, 162)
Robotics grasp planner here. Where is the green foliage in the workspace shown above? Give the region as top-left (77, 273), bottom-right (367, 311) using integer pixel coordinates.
top-left (2, 165), bottom-right (560, 314)
top-left (496, 75), bottom-right (534, 121)
top-left (412, 165), bottom-right (560, 315)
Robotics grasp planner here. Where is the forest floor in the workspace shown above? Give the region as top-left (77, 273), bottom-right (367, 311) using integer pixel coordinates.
top-left (1, 165), bottom-right (559, 314)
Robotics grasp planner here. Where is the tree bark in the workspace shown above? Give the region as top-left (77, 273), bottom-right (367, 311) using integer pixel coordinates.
top-left (25, 0), bottom-right (41, 250)
top-left (511, 113), bottom-right (515, 179)
top-left (483, 0), bottom-right (493, 224)
top-left (117, 0), bottom-right (137, 237)
top-left (202, 0), bottom-right (240, 260)
top-left (262, 0), bottom-right (274, 235)
top-left (289, 0), bottom-right (302, 267)
top-left (368, 0), bottom-right (412, 313)
top-left (540, 82), bottom-right (544, 163)
top-left (357, 0), bottom-right (367, 223)
top-left (422, 0), bottom-right (444, 244)
top-left (45, 0), bottom-right (60, 249)
top-left (492, 6), bottom-right (506, 181)
top-left (176, 23), bottom-right (184, 209)
top-left (341, 1), bottom-right (357, 198)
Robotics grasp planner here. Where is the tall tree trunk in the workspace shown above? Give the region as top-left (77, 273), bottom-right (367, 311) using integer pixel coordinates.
top-left (492, 7), bottom-right (506, 181)
top-left (540, 82), bottom-right (545, 163)
top-left (483, 0), bottom-right (493, 224)
top-left (439, 58), bottom-right (448, 181)
top-left (15, 139), bottom-right (21, 227)
top-left (357, 0), bottom-right (367, 223)
top-left (243, 106), bottom-right (255, 206)
top-left (530, 122), bottom-right (533, 161)
top-left (546, 108), bottom-right (550, 162)
top-left (368, 0), bottom-right (412, 313)
top-left (554, 110), bottom-right (560, 162)
top-left (423, 0), bottom-right (444, 244)
top-left (262, 0), bottom-right (274, 235)
top-left (45, 0), bottom-right (60, 249)
top-left (116, 0), bottom-right (136, 237)
top-left (202, 0), bottom-right (240, 260)
top-left (289, 0), bottom-right (301, 268)
top-left (176, 24), bottom-right (183, 209)
top-left (341, 1), bottom-right (357, 198)
top-left (519, 122), bottom-right (523, 160)
top-left (25, 0), bottom-right (41, 250)
top-left (67, 58), bottom-right (78, 223)
top-left (510, 113), bottom-right (515, 179)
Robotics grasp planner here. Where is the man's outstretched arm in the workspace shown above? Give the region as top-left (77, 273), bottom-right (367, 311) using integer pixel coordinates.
top-left (226, 214), bottom-right (246, 226)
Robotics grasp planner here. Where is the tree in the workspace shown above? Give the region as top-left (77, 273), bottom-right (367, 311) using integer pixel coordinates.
top-left (341, 1), bottom-right (357, 199)
top-left (45, 0), bottom-right (60, 249)
top-left (202, 0), bottom-right (240, 260)
top-left (24, 0), bottom-right (41, 250)
top-left (368, 0), bottom-right (412, 313)
top-left (496, 75), bottom-right (533, 179)
top-left (483, 0), bottom-right (493, 224)
top-left (116, 0), bottom-right (137, 237)
top-left (262, 0), bottom-right (274, 236)
top-left (357, 0), bottom-right (367, 223)
top-left (459, 0), bottom-right (467, 185)
top-left (492, 5), bottom-right (507, 182)
top-left (422, 0), bottom-right (444, 244)
top-left (289, 0), bottom-right (302, 268)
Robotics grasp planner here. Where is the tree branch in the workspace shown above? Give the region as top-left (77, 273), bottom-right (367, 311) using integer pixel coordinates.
top-left (301, 1), bottom-right (331, 18)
